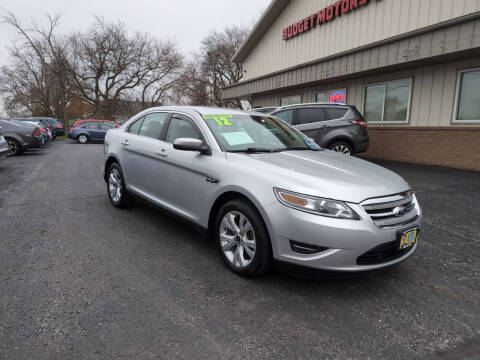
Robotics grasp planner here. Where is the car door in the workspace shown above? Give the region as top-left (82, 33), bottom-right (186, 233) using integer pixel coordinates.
top-left (153, 113), bottom-right (211, 223)
top-left (83, 123), bottom-right (101, 140)
top-left (119, 112), bottom-right (171, 200)
top-left (294, 107), bottom-right (330, 144)
top-left (98, 122), bottom-right (115, 140)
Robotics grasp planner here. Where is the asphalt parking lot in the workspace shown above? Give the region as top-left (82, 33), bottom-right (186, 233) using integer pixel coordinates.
top-left (0, 141), bottom-right (479, 359)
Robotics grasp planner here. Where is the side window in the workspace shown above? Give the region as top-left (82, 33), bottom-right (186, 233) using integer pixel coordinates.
top-left (274, 110), bottom-right (294, 124)
top-left (84, 123), bottom-right (99, 129)
top-left (128, 117), bottom-right (144, 134)
top-left (99, 123), bottom-right (115, 130)
top-left (297, 108), bottom-right (325, 125)
top-left (165, 116), bottom-right (201, 144)
top-left (138, 113), bottom-right (169, 139)
top-left (325, 108), bottom-right (348, 120)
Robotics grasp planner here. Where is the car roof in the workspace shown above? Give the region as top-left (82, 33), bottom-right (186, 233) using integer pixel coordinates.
top-left (142, 105), bottom-right (270, 117)
top-left (273, 103), bottom-right (351, 112)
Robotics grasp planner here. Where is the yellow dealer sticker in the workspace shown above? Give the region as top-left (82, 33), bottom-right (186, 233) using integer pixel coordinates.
top-left (203, 114), bottom-right (233, 126)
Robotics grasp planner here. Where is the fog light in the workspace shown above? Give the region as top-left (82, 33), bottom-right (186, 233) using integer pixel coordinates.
top-left (290, 241), bottom-right (329, 255)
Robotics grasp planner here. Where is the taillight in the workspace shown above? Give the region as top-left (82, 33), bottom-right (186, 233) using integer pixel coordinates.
top-left (69, 127), bottom-right (74, 132)
top-left (39, 128), bottom-right (46, 133)
top-left (56, 124), bottom-right (63, 128)
top-left (351, 120), bottom-right (367, 129)
top-left (33, 129), bottom-right (39, 136)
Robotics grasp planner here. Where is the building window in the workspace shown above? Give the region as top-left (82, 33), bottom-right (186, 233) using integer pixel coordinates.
top-left (315, 89), bottom-right (347, 104)
top-left (363, 79), bottom-right (412, 123)
top-left (454, 69), bottom-right (480, 123)
top-left (280, 95), bottom-right (301, 106)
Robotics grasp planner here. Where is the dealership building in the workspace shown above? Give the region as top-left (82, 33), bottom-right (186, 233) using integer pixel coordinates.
top-left (223, 0), bottom-right (480, 171)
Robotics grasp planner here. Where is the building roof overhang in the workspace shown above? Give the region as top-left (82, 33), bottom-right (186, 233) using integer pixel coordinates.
top-left (232, 0), bottom-right (290, 64)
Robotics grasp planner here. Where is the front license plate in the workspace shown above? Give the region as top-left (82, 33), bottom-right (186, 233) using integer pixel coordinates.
top-left (399, 228), bottom-right (418, 250)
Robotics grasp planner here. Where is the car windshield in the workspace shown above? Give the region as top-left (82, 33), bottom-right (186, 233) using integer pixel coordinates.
top-left (202, 114), bottom-right (319, 153)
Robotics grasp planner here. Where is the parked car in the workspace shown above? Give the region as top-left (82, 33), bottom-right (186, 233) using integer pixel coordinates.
top-left (22, 121), bottom-right (53, 142)
top-left (69, 122), bottom-right (116, 143)
top-left (13, 117), bottom-right (58, 139)
top-left (252, 107), bottom-right (278, 114)
top-left (32, 117), bottom-right (65, 137)
top-left (103, 106), bottom-right (421, 277)
top-left (0, 120), bottom-right (43, 155)
top-left (68, 119), bottom-right (119, 136)
top-left (0, 126), bottom-right (10, 159)
top-left (10, 120), bottom-right (48, 145)
top-left (270, 103), bottom-right (369, 155)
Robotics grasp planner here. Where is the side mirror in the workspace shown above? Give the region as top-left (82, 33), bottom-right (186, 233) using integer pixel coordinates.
top-left (173, 138), bottom-right (211, 155)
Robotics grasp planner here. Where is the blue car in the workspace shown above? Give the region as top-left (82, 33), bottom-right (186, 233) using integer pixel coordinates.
top-left (69, 122), bottom-right (116, 144)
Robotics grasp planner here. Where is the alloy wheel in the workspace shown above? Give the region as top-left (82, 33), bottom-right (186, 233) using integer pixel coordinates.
top-left (7, 140), bottom-right (17, 154)
top-left (108, 168), bottom-right (122, 202)
top-left (78, 135), bottom-right (88, 144)
top-left (333, 144), bottom-right (351, 155)
top-left (219, 211), bottom-right (256, 268)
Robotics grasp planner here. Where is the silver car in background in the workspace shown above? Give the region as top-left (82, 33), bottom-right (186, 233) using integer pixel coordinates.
top-left (0, 120), bottom-right (43, 155)
top-left (103, 107), bottom-right (422, 277)
top-left (0, 126), bottom-right (10, 159)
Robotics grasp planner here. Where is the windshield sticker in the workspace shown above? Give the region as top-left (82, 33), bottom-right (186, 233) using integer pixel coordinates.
top-left (221, 131), bottom-right (255, 146)
top-left (305, 139), bottom-right (320, 150)
top-left (203, 114), bottom-right (233, 126)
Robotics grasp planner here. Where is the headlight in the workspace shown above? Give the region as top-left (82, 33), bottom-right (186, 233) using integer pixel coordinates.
top-left (274, 188), bottom-right (359, 220)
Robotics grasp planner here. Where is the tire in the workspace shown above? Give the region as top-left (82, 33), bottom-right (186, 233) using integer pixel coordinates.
top-left (329, 141), bottom-right (354, 155)
top-left (6, 138), bottom-right (22, 155)
top-left (78, 134), bottom-right (88, 144)
top-left (106, 162), bottom-right (136, 209)
top-left (215, 199), bottom-right (272, 277)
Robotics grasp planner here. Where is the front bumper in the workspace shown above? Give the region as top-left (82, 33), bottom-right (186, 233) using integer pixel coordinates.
top-left (0, 143), bottom-right (9, 158)
top-left (263, 200), bottom-right (421, 272)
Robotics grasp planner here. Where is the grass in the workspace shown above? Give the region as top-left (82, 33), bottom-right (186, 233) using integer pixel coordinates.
top-left (55, 135), bottom-right (71, 141)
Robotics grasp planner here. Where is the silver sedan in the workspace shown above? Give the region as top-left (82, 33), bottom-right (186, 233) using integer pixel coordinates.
top-left (103, 106), bottom-right (422, 277)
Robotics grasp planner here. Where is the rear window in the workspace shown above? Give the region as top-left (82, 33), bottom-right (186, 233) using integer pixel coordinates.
top-left (297, 108), bottom-right (325, 125)
top-left (324, 108), bottom-right (348, 120)
top-left (273, 110), bottom-right (294, 124)
top-left (349, 105), bottom-right (365, 120)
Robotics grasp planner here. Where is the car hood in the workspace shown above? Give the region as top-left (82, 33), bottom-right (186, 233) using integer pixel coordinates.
top-left (225, 150), bottom-right (410, 204)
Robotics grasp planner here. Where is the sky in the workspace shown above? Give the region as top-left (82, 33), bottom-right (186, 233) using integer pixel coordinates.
top-left (0, 0), bottom-right (272, 114)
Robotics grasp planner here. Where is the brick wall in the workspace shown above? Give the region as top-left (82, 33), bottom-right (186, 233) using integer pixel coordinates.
top-left (359, 127), bottom-right (480, 171)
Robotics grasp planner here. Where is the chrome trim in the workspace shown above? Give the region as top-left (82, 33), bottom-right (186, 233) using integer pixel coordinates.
top-left (360, 191), bottom-right (418, 229)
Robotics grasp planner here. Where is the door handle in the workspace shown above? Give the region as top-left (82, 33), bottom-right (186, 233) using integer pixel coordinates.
top-left (121, 139), bottom-right (129, 146)
top-left (155, 149), bottom-right (168, 158)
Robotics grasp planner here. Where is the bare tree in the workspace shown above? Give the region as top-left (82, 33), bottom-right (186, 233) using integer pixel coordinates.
top-left (65, 18), bottom-right (183, 119)
top-left (180, 25), bottom-right (250, 107)
top-left (1, 13), bottom-right (183, 120)
top-left (0, 12), bottom-right (71, 120)
top-left (202, 25), bottom-right (249, 107)
top-left (178, 62), bottom-right (209, 106)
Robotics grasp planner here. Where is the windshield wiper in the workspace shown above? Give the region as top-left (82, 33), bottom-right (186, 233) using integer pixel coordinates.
top-left (227, 148), bottom-right (284, 153)
top-left (285, 146), bottom-right (321, 151)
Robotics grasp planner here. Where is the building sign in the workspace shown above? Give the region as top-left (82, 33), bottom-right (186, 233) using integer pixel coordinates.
top-left (330, 90), bottom-right (346, 104)
top-left (283, 0), bottom-right (372, 41)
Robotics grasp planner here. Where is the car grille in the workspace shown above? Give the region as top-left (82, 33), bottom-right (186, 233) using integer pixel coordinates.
top-left (360, 191), bottom-right (418, 229)
top-left (357, 239), bottom-right (415, 265)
